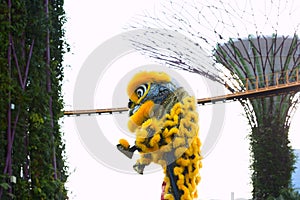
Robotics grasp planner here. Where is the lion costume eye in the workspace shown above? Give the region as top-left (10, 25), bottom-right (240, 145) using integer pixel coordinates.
top-left (128, 99), bottom-right (134, 109)
top-left (135, 84), bottom-right (148, 98)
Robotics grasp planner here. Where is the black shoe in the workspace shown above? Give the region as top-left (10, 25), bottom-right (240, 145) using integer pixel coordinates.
top-left (117, 144), bottom-right (134, 159)
top-left (133, 163), bottom-right (145, 175)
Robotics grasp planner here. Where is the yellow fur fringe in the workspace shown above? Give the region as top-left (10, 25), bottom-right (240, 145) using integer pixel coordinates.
top-left (127, 96), bottom-right (202, 200)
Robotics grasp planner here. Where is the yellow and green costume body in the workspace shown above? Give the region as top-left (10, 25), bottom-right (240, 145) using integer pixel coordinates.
top-left (117, 71), bottom-right (202, 200)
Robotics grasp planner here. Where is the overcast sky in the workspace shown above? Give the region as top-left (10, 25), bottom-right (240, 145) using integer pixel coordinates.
top-left (62, 0), bottom-right (300, 199)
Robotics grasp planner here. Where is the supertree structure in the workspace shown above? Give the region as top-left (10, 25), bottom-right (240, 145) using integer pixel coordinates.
top-left (126, 0), bottom-right (300, 198)
top-left (216, 34), bottom-right (300, 199)
top-left (0, 0), bottom-right (68, 199)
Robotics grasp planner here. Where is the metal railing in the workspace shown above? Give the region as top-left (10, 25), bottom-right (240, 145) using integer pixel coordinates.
top-left (64, 70), bottom-right (300, 116)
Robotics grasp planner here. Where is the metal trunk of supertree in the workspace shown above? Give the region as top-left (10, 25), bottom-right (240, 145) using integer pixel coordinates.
top-left (126, 0), bottom-right (300, 198)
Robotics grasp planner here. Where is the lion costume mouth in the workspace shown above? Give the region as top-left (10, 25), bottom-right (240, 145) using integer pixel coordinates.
top-left (127, 100), bottom-right (155, 132)
top-left (129, 104), bottom-right (140, 117)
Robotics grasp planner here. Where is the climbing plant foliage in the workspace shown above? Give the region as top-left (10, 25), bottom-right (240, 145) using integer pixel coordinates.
top-left (0, 0), bottom-right (68, 199)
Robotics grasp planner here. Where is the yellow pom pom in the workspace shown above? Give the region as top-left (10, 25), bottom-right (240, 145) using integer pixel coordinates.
top-left (119, 139), bottom-right (129, 149)
top-left (149, 133), bottom-right (161, 147)
top-left (193, 190), bottom-right (198, 198)
top-left (177, 177), bottom-right (184, 186)
top-left (195, 175), bottom-right (201, 184)
top-left (165, 127), bottom-right (179, 138)
top-left (173, 166), bottom-right (184, 175)
top-left (164, 194), bottom-right (174, 200)
top-left (176, 157), bottom-right (190, 166)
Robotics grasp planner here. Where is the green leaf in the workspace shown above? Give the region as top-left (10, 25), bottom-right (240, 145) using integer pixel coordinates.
top-left (0, 182), bottom-right (10, 190)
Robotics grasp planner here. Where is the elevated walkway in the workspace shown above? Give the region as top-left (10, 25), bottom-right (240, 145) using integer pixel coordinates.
top-left (64, 70), bottom-right (300, 116)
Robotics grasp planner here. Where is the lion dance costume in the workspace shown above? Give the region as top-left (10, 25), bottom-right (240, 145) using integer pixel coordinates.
top-left (117, 71), bottom-right (202, 200)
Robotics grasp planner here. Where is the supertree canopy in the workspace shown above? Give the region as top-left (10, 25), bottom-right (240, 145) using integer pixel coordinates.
top-left (126, 0), bottom-right (300, 198)
top-left (216, 35), bottom-right (300, 127)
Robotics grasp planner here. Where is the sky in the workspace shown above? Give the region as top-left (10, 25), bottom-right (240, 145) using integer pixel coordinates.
top-left (62, 0), bottom-right (300, 199)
